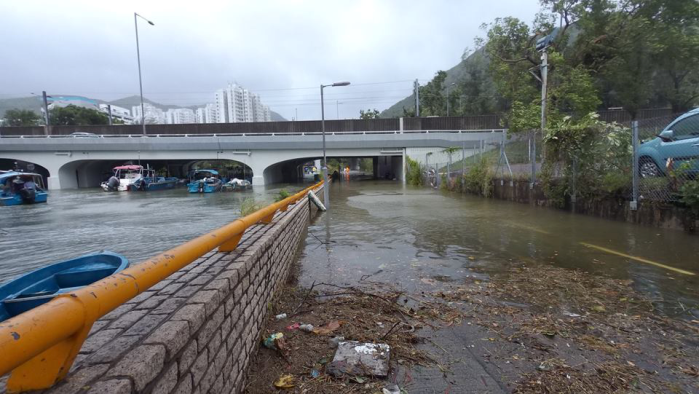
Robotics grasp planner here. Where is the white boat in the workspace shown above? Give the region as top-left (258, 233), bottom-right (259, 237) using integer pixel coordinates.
top-left (101, 165), bottom-right (146, 192)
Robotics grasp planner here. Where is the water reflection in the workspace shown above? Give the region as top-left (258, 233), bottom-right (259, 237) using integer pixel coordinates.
top-left (299, 180), bottom-right (699, 319)
top-left (0, 184), bottom-right (304, 282)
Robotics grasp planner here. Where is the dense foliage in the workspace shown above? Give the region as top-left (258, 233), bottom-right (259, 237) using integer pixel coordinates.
top-left (3, 108), bottom-right (42, 126)
top-left (49, 105), bottom-right (110, 126)
top-left (384, 0), bottom-right (699, 119)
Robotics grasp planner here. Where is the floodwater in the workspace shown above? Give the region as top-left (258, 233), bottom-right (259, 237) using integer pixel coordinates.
top-left (0, 185), bottom-right (299, 282)
top-left (1, 179), bottom-right (697, 319)
top-left (299, 180), bottom-right (699, 319)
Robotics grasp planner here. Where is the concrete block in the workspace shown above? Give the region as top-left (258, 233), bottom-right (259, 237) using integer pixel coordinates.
top-left (173, 374), bottom-right (193, 394)
top-left (47, 364), bottom-right (109, 394)
top-left (102, 303), bottom-right (135, 321)
top-left (108, 344), bottom-right (166, 391)
top-left (172, 304), bottom-right (207, 335)
top-left (108, 309), bottom-right (148, 330)
top-left (80, 329), bottom-right (122, 354)
top-left (123, 313), bottom-right (168, 337)
top-left (175, 284), bottom-right (203, 299)
top-left (159, 281), bottom-right (185, 295)
top-left (204, 279), bottom-right (231, 299)
top-left (134, 295), bottom-right (168, 310)
top-left (126, 291), bottom-right (156, 304)
top-left (197, 306), bottom-right (224, 352)
top-left (198, 360), bottom-right (217, 394)
top-left (178, 340), bottom-right (198, 378)
top-left (190, 349), bottom-right (209, 386)
top-left (213, 344), bottom-right (227, 375)
top-left (86, 379), bottom-right (132, 394)
top-left (145, 320), bottom-right (190, 360)
top-left (217, 270), bottom-right (239, 287)
top-left (88, 320), bottom-right (109, 336)
top-left (187, 290), bottom-right (220, 317)
top-left (152, 362), bottom-right (178, 394)
top-left (210, 374), bottom-right (224, 394)
top-left (190, 274), bottom-right (214, 286)
top-left (206, 329), bottom-right (222, 362)
top-left (150, 280), bottom-right (173, 292)
top-left (152, 297), bottom-right (187, 315)
top-left (84, 336), bottom-right (141, 365)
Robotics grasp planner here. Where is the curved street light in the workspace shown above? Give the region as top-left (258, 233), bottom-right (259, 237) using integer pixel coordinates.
top-left (134, 12), bottom-right (155, 135)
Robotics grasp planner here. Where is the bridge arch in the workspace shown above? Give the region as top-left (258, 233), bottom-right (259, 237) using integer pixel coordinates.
top-left (0, 158), bottom-right (52, 189)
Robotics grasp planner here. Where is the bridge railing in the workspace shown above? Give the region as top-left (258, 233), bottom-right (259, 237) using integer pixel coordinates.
top-left (0, 181), bottom-right (323, 392)
top-left (0, 129), bottom-right (506, 139)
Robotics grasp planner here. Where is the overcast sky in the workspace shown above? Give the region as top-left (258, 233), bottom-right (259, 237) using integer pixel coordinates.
top-left (0, 0), bottom-right (539, 120)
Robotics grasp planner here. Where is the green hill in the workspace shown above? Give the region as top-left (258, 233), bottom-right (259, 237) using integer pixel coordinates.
top-left (380, 49), bottom-right (496, 118)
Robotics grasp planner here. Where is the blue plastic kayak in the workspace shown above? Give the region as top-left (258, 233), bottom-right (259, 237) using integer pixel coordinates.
top-left (0, 251), bottom-right (129, 322)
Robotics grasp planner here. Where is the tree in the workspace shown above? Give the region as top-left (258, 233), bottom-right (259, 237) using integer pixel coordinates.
top-left (359, 109), bottom-right (380, 119)
top-left (3, 109), bottom-right (42, 126)
top-left (49, 105), bottom-right (110, 126)
top-left (418, 71), bottom-right (448, 116)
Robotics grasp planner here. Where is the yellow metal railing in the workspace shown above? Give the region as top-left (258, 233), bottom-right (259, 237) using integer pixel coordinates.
top-left (0, 181), bottom-right (323, 392)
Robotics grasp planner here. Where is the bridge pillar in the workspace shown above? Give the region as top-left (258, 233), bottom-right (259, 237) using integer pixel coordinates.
top-left (349, 158), bottom-right (360, 171)
top-left (47, 176), bottom-right (62, 190)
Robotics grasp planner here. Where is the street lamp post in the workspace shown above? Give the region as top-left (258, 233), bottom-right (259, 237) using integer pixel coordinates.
top-left (320, 81), bottom-right (350, 210)
top-left (134, 12), bottom-right (155, 135)
top-left (446, 82), bottom-right (455, 116)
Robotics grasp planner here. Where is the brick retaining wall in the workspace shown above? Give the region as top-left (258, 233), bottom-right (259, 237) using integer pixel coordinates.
top-left (12, 190), bottom-right (320, 394)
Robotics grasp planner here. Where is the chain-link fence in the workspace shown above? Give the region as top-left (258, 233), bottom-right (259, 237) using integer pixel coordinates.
top-left (413, 110), bottom-right (699, 212)
top-left (632, 112), bottom-right (698, 205)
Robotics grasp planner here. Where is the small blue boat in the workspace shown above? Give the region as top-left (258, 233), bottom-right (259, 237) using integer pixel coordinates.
top-left (0, 251), bottom-right (129, 322)
top-left (0, 171), bottom-right (48, 206)
top-left (187, 170), bottom-right (222, 193)
top-left (132, 176), bottom-right (179, 191)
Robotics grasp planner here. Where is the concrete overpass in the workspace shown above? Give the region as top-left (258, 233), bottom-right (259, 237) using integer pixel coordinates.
top-left (0, 129), bottom-right (504, 189)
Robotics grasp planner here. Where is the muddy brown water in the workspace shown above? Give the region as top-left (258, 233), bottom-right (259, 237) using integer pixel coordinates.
top-left (299, 180), bottom-right (699, 320)
top-left (0, 185), bottom-right (296, 282)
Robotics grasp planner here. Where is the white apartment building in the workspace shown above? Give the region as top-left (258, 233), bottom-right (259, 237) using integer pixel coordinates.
top-left (165, 108), bottom-right (196, 124)
top-left (196, 108), bottom-right (206, 123)
top-left (214, 89), bottom-right (228, 123)
top-left (131, 103), bottom-right (165, 124)
top-left (99, 104), bottom-right (133, 123)
top-left (205, 103), bottom-right (217, 123)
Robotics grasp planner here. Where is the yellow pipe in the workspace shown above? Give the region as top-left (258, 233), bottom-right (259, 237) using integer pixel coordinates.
top-left (0, 181), bottom-right (323, 387)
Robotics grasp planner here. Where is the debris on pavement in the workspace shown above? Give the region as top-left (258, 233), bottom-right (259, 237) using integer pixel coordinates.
top-left (273, 374), bottom-right (295, 389)
top-left (312, 320), bottom-right (342, 335)
top-left (299, 323), bottom-right (314, 332)
top-left (326, 341), bottom-right (391, 377)
top-left (275, 313), bottom-right (288, 320)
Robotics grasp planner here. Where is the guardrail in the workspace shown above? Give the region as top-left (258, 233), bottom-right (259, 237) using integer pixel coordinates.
top-left (0, 181), bottom-right (323, 392)
top-left (0, 129), bottom-right (506, 139)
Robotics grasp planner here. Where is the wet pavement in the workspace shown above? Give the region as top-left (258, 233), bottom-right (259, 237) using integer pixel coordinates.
top-left (299, 179), bottom-right (699, 319)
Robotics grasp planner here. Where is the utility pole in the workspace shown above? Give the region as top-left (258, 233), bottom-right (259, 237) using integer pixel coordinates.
top-left (533, 49), bottom-right (548, 187)
top-left (414, 79), bottom-right (420, 117)
top-left (107, 104), bottom-right (113, 125)
top-left (42, 91), bottom-right (50, 135)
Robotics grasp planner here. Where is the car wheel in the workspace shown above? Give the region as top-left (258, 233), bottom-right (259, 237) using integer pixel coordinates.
top-left (639, 158), bottom-right (662, 178)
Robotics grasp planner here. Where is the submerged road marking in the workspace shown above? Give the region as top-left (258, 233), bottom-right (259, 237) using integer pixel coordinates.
top-left (579, 242), bottom-right (696, 276)
top-left (504, 222), bottom-right (551, 235)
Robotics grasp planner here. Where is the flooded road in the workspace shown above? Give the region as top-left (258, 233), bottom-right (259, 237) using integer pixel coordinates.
top-left (299, 180), bottom-right (699, 319)
top-left (0, 185), bottom-right (299, 282)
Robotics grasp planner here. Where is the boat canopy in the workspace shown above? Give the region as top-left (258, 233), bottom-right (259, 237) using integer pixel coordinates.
top-left (114, 165), bottom-right (143, 171)
top-left (0, 172), bottom-right (43, 183)
top-left (194, 169), bottom-right (219, 175)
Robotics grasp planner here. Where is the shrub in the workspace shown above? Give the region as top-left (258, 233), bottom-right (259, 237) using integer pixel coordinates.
top-left (405, 156), bottom-right (424, 186)
top-left (463, 157), bottom-right (493, 197)
top-left (240, 197), bottom-right (262, 216)
top-left (680, 179), bottom-right (699, 215)
top-left (275, 189), bottom-right (291, 202)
